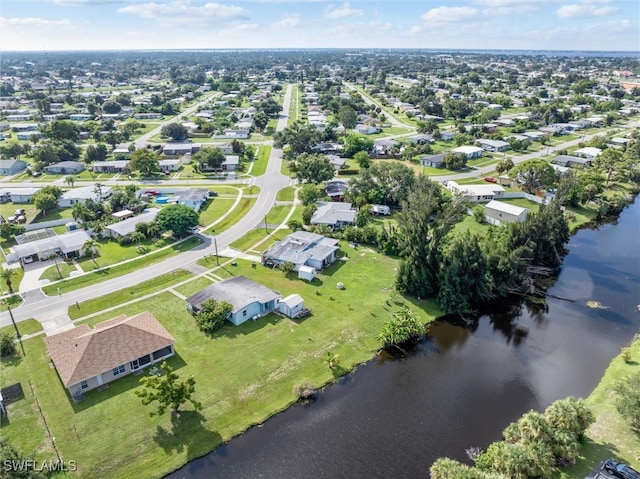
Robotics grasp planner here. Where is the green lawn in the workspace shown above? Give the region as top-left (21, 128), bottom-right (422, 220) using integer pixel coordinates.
top-left (204, 197), bottom-right (256, 234)
top-left (229, 227), bottom-right (289, 253)
top-left (555, 336), bottom-right (640, 478)
top-left (36, 208), bottom-right (74, 222)
top-left (67, 269), bottom-right (192, 320)
top-left (276, 186), bottom-right (296, 202)
top-left (0, 249), bottom-right (443, 479)
top-left (198, 198), bottom-right (237, 227)
top-left (0, 267), bottom-right (24, 296)
top-left (41, 237), bottom-right (203, 295)
top-left (39, 262), bottom-right (78, 282)
top-left (247, 145), bottom-right (272, 177)
top-left (0, 317), bottom-right (42, 337)
top-left (0, 293), bottom-right (24, 313)
top-left (173, 276), bottom-right (216, 298)
top-left (75, 237), bottom-right (175, 268)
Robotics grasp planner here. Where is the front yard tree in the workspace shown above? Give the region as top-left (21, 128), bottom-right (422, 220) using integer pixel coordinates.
top-left (136, 360), bottom-right (202, 417)
top-left (1, 267), bottom-right (16, 294)
top-left (130, 148), bottom-right (159, 176)
top-left (298, 183), bottom-right (325, 206)
top-left (85, 143), bottom-right (109, 163)
top-left (161, 122), bottom-right (188, 141)
top-left (155, 204), bottom-right (199, 237)
top-left (495, 158), bottom-right (514, 175)
top-left (510, 159), bottom-right (557, 194)
top-left (194, 299), bottom-right (233, 333)
top-left (32, 191), bottom-right (57, 215)
top-left (338, 105), bottom-right (357, 129)
top-left (192, 147), bottom-right (225, 172)
top-left (354, 151), bottom-right (371, 169)
top-left (290, 153), bottom-right (334, 184)
top-left (82, 239), bottom-right (101, 266)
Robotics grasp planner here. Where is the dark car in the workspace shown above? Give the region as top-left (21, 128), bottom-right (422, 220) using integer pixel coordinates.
top-left (603, 459), bottom-right (640, 479)
top-left (144, 190), bottom-right (161, 196)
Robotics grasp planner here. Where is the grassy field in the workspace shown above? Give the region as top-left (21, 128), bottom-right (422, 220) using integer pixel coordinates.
top-left (198, 198), bottom-right (237, 227)
top-left (68, 269), bottom-right (192, 320)
top-left (0, 249), bottom-right (443, 479)
top-left (0, 293), bottom-right (24, 313)
top-left (204, 197), bottom-right (256, 234)
top-left (0, 317), bottom-right (42, 337)
top-left (229, 226), bottom-right (289, 253)
top-left (173, 276), bottom-right (216, 298)
top-left (276, 186), bottom-right (296, 202)
top-left (0, 267), bottom-right (24, 297)
top-left (247, 145), bottom-right (272, 177)
top-left (39, 262), bottom-right (78, 282)
top-left (41, 237), bottom-right (203, 295)
top-left (555, 336), bottom-right (640, 478)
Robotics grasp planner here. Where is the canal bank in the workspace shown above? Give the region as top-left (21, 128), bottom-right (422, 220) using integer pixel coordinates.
top-left (166, 199), bottom-right (640, 479)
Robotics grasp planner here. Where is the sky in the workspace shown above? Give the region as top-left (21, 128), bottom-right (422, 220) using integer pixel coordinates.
top-left (0, 0), bottom-right (638, 52)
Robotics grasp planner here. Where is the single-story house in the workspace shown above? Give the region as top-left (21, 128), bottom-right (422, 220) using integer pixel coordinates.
top-left (373, 139), bottom-right (398, 154)
top-left (451, 145), bottom-right (484, 159)
top-left (7, 114), bottom-right (32, 121)
top-left (69, 114), bottom-right (93, 121)
top-left (522, 131), bottom-right (545, 141)
top-left (0, 159), bottom-right (28, 175)
top-left (134, 112), bottom-right (162, 120)
top-left (2, 187), bottom-right (40, 203)
top-left (408, 134), bottom-right (435, 145)
top-left (172, 189), bottom-right (209, 212)
top-left (354, 124), bottom-right (379, 135)
top-left (440, 131), bottom-right (456, 141)
top-left (278, 294), bottom-right (305, 318)
top-left (92, 160), bottom-right (130, 173)
top-left (58, 185), bottom-right (112, 208)
top-left (158, 159), bottom-right (181, 172)
top-left (162, 143), bottom-right (202, 156)
top-left (43, 161), bottom-right (85, 175)
top-left (235, 118), bottom-right (253, 130)
top-left (104, 208), bottom-right (160, 239)
top-left (44, 311), bottom-right (175, 397)
top-left (447, 181), bottom-right (505, 203)
top-left (325, 179), bottom-right (349, 201)
top-left (419, 153), bottom-right (446, 168)
top-left (6, 229), bottom-right (91, 264)
top-left (552, 155), bottom-right (592, 168)
top-left (216, 143), bottom-right (235, 155)
top-left (611, 138), bottom-right (630, 146)
top-left (16, 131), bottom-right (41, 141)
top-left (200, 155), bottom-right (239, 172)
top-left (112, 147), bottom-right (132, 157)
top-left (485, 200), bottom-right (529, 225)
top-left (312, 143), bottom-right (343, 154)
top-left (212, 129), bottom-right (250, 139)
top-left (573, 147), bottom-right (602, 161)
top-left (111, 209), bottom-right (134, 221)
top-left (310, 202), bottom-right (356, 230)
top-left (327, 155), bottom-right (346, 170)
top-left (476, 139), bottom-right (510, 153)
top-left (262, 231), bottom-right (339, 271)
top-left (186, 276), bottom-right (281, 326)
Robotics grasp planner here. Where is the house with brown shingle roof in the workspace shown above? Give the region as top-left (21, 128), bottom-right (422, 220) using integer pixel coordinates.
top-left (44, 312), bottom-right (175, 398)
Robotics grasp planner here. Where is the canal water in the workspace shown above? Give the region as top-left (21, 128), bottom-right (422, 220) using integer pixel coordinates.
top-left (167, 201), bottom-right (640, 479)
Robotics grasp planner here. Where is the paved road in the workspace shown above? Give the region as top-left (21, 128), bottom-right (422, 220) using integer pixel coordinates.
top-left (2, 85), bottom-right (294, 325)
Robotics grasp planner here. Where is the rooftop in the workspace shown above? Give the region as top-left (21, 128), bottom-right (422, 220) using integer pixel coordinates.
top-left (186, 276), bottom-right (281, 314)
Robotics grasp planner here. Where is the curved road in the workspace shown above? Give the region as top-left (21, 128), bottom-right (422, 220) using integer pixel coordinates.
top-left (3, 85), bottom-right (293, 325)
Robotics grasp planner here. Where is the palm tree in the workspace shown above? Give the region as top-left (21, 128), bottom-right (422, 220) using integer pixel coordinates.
top-left (64, 175), bottom-right (76, 189)
top-left (82, 239), bottom-right (100, 266)
top-left (46, 253), bottom-right (62, 279)
top-left (0, 267), bottom-right (16, 294)
top-left (93, 182), bottom-right (104, 201)
top-left (147, 222), bottom-right (162, 241)
top-left (129, 231), bottom-right (145, 248)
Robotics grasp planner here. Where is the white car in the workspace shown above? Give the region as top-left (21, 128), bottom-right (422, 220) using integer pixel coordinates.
top-left (23, 256), bottom-right (34, 264)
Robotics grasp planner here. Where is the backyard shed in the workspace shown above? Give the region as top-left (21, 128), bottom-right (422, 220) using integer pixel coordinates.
top-left (298, 265), bottom-right (316, 281)
top-left (278, 294), bottom-right (304, 318)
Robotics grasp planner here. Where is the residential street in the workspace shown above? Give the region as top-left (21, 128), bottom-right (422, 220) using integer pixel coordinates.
top-left (1, 85), bottom-right (294, 326)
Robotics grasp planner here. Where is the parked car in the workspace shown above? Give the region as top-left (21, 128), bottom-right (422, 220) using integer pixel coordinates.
top-left (23, 256), bottom-right (34, 264)
top-left (484, 177), bottom-right (497, 183)
top-left (14, 208), bottom-right (25, 215)
top-left (603, 459), bottom-right (640, 479)
top-left (144, 190), bottom-right (161, 196)
top-left (208, 190), bottom-right (218, 197)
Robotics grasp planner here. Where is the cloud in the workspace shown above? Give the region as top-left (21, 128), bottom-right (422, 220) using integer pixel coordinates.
top-left (118, 0), bottom-right (249, 26)
top-left (0, 16), bottom-right (71, 26)
top-left (476, 0), bottom-right (539, 16)
top-left (324, 2), bottom-right (363, 19)
top-left (421, 6), bottom-right (478, 24)
top-left (51, 0), bottom-right (126, 5)
top-left (272, 14), bottom-right (300, 28)
top-left (556, 3), bottom-right (618, 18)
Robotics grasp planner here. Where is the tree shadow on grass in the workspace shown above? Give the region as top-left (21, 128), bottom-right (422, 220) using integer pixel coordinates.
top-left (565, 438), bottom-right (620, 478)
top-left (154, 410), bottom-right (222, 460)
top-left (70, 354), bottom-right (187, 412)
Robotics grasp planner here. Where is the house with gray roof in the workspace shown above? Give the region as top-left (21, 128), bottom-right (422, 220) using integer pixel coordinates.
top-left (172, 189), bottom-right (209, 212)
top-left (0, 159), bottom-right (28, 175)
top-left (476, 139), bottom-right (510, 152)
top-left (186, 276), bottom-right (281, 326)
top-left (104, 208), bottom-right (160, 239)
top-left (552, 155), bottom-right (592, 168)
top-left (419, 153), bottom-right (446, 168)
top-left (92, 160), bottom-right (130, 173)
top-left (43, 161), bottom-right (85, 174)
top-left (6, 229), bottom-right (91, 265)
top-left (261, 231), bottom-right (339, 271)
top-left (58, 185), bottom-right (112, 208)
top-left (310, 202), bottom-right (356, 230)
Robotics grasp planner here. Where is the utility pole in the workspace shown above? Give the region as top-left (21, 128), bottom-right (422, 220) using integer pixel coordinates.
top-left (213, 237), bottom-right (220, 266)
top-left (5, 301), bottom-right (24, 354)
top-left (264, 213), bottom-right (268, 234)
